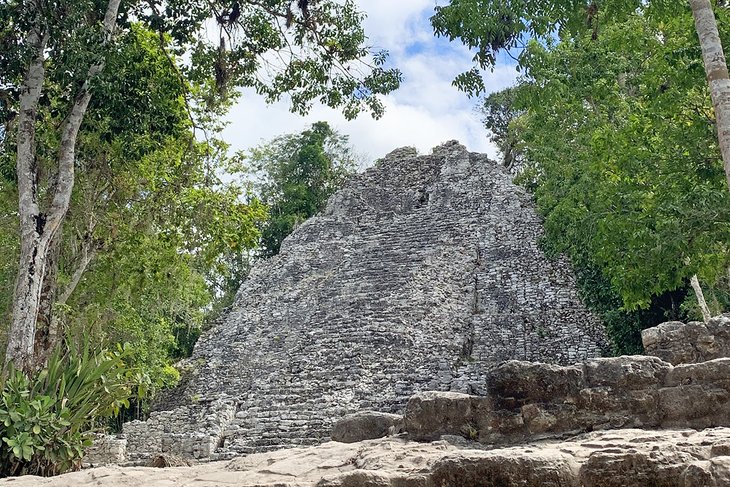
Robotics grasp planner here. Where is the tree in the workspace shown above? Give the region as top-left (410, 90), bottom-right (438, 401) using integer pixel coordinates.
top-left (1, 0), bottom-right (401, 372)
top-left (4, 0), bottom-right (122, 374)
top-left (690, 0), bottom-right (730, 190)
top-left (241, 121), bottom-right (357, 257)
top-left (431, 0), bottom-right (730, 191)
top-left (0, 24), bottom-right (267, 394)
top-left (480, 87), bottom-right (524, 172)
top-left (490, 13), bottom-right (730, 350)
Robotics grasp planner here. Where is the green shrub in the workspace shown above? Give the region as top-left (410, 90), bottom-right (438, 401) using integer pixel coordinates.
top-left (0, 342), bottom-right (132, 477)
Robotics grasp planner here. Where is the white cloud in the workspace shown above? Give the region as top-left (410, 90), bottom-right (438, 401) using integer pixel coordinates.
top-left (221, 2), bottom-right (519, 165)
top-left (356, 0), bottom-right (434, 53)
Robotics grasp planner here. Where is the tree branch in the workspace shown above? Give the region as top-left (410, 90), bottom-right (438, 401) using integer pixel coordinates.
top-left (690, 274), bottom-right (712, 323)
top-left (57, 239), bottom-right (97, 307)
top-left (44, 0), bottom-right (122, 246)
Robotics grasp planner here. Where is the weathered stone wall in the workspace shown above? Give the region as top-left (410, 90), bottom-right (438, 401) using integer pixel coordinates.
top-left (123, 397), bottom-right (235, 462)
top-left (82, 434), bottom-right (127, 466)
top-left (642, 314), bottom-right (730, 365)
top-left (405, 356), bottom-right (730, 444)
top-left (123, 141), bottom-right (606, 460)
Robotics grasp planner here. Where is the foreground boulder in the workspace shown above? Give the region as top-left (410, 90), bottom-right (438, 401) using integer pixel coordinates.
top-left (642, 314), bottom-right (730, 365)
top-left (405, 356), bottom-right (730, 444)
top-left (7, 429), bottom-right (730, 486)
top-left (331, 411), bottom-right (403, 443)
top-left (402, 391), bottom-right (492, 442)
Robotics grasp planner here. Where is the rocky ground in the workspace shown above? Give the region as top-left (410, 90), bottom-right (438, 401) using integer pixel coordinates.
top-left (3, 428), bottom-right (730, 486)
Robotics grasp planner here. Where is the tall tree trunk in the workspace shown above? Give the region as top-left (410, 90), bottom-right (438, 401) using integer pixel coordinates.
top-left (690, 0), bottom-right (730, 191)
top-left (690, 274), bottom-right (713, 323)
top-left (4, 0), bottom-right (122, 372)
top-left (5, 20), bottom-right (49, 372)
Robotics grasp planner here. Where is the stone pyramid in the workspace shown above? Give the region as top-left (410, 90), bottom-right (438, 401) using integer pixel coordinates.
top-left (123, 141), bottom-right (607, 461)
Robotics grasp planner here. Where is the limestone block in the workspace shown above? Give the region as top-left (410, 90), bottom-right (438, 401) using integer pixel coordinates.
top-left (331, 411), bottom-right (403, 443)
top-left (404, 391), bottom-right (493, 442)
top-left (643, 314), bottom-right (730, 365)
top-left (486, 360), bottom-right (584, 406)
top-left (404, 357), bottom-right (730, 445)
top-left (429, 452), bottom-right (579, 487)
top-left (82, 434), bottom-right (127, 466)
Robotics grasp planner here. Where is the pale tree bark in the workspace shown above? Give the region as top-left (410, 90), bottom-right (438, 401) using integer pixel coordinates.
top-left (690, 274), bottom-right (713, 323)
top-left (690, 0), bottom-right (730, 191)
top-left (4, 0), bottom-right (123, 372)
top-left (6, 17), bottom-right (50, 372)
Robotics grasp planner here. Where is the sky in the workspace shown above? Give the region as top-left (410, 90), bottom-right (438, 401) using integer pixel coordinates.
top-left (221, 1), bottom-right (519, 165)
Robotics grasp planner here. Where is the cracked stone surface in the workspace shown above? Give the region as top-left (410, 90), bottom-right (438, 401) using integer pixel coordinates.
top-left (120, 141), bottom-right (606, 460)
top-left (11, 429), bottom-right (730, 486)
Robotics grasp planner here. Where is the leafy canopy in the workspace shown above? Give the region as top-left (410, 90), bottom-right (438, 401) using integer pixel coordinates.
top-left (431, 0), bottom-right (681, 95)
top-left (515, 12), bottom-right (730, 309)
top-left (0, 24), bottom-right (266, 399)
top-left (487, 9), bottom-right (730, 351)
top-left (0, 0), bottom-right (402, 121)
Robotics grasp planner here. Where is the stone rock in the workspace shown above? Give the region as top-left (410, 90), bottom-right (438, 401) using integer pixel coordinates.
top-left (486, 360), bottom-right (584, 406)
top-left (405, 357), bottom-right (730, 445)
top-left (643, 314), bottom-right (730, 365)
top-left (404, 391), bottom-right (493, 442)
top-left (315, 471), bottom-right (397, 487)
top-left (660, 358), bottom-right (730, 429)
top-left (9, 429), bottom-right (730, 487)
top-left (124, 141), bottom-right (606, 460)
top-left (428, 450), bottom-right (579, 487)
top-left (82, 434), bottom-right (127, 466)
top-left (437, 434), bottom-right (481, 448)
top-left (331, 411), bottom-right (403, 443)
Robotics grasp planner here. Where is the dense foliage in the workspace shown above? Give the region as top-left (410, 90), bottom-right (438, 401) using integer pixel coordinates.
top-left (0, 0), bottom-right (401, 120)
top-left (478, 9), bottom-right (730, 352)
top-left (0, 26), bottom-right (266, 398)
top-left (0, 342), bottom-right (132, 477)
top-left (431, 0), bottom-right (685, 95)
